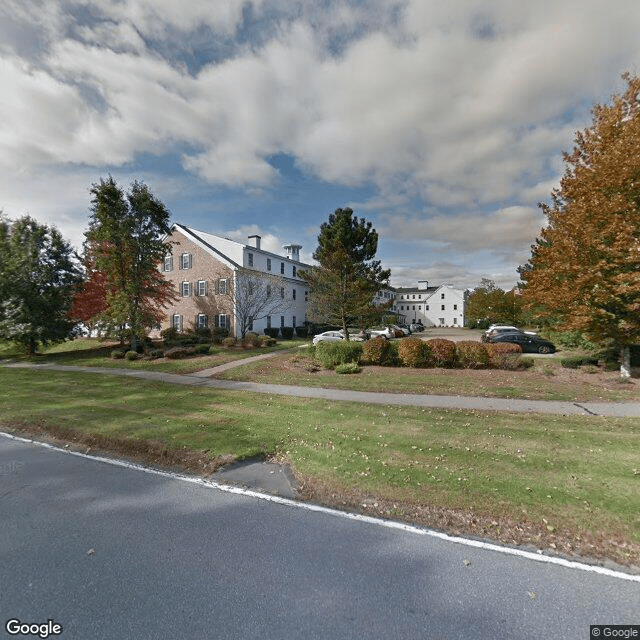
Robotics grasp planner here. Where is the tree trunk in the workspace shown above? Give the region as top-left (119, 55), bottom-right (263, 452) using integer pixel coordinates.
top-left (620, 345), bottom-right (631, 378)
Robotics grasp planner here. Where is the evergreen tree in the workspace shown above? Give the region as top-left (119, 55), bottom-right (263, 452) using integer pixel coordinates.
top-left (302, 208), bottom-right (390, 338)
top-left (85, 177), bottom-right (176, 346)
top-left (0, 215), bottom-right (82, 354)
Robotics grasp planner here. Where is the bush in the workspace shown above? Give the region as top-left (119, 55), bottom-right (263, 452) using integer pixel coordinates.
top-left (335, 362), bottom-right (361, 374)
top-left (520, 357), bottom-right (535, 369)
top-left (361, 337), bottom-right (399, 366)
top-left (148, 348), bottom-right (164, 359)
top-left (560, 355), bottom-right (600, 369)
top-left (294, 325), bottom-right (308, 338)
top-left (110, 350), bottom-right (125, 359)
top-left (456, 341), bottom-right (490, 369)
top-left (125, 350), bottom-right (138, 361)
top-left (281, 326), bottom-right (295, 339)
top-left (264, 327), bottom-right (280, 339)
top-left (212, 327), bottom-right (229, 344)
top-left (164, 346), bottom-right (196, 359)
top-left (545, 329), bottom-right (598, 351)
top-left (208, 345), bottom-right (220, 355)
top-left (259, 335), bottom-right (276, 347)
top-left (425, 339), bottom-right (457, 367)
top-left (194, 343), bottom-right (211, 355)
top-left (397, 338), bottom-right (432, 368)
top-left (222, 337), bottom-right (237, 348)
top-left (486, 342), bottom-right (522, 369)
top-left (160, 327), bottom-right (179, 343)
top-left (313, 340), bottom-right (363, 369)
top-left (243, 332), bottom-right (261, 348)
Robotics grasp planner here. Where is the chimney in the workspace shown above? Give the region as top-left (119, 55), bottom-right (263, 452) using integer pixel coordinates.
top-left (418, 280), bottom-right (429, 290)
top-left (248, 235), bottom-right (261, 250)
top-left (283, 244), bottom-right (302, 261)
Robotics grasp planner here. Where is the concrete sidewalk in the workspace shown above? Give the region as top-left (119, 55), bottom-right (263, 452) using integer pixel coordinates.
top-left (6, 360), bottom-right (640, 417)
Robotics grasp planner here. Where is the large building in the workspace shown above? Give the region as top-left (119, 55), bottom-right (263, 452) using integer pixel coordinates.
top-left (157, 224), bottom-right (311, 338)
top-left (392, 281), bottom-right (466, 327)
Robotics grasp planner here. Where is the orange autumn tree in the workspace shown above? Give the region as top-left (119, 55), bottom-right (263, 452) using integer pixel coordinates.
top-left (521, 74), bottom-right (640, 373)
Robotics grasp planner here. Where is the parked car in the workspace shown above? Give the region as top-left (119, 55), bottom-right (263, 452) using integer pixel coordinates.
top-left (409, 322), bottom-right (424, 333)
top-left (395, 323), bottom-right (412, 335)
top-left (488, 332), bottom-right (556, 354)
top-left (481, 325), bottom-right (537, 342)
top-left (312, 330), bottom-right (364, 345)
top-left (368, 327), bottom-right (395, 339)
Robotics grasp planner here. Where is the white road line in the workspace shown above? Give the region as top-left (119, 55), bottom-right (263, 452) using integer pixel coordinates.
top-left (3, 430), bottom-right (639, 584)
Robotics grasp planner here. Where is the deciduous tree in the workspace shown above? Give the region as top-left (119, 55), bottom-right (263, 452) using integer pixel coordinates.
top-left (302, 208), bottom-right (390, 338)
top-left (466, 279), bottom-right (526, 327)
top-left (0, 215), bottom-right (82, 354)
top-left (521, 74), bottom-right (640, 373)
top-left (85, 177), bottom-right (176, 346)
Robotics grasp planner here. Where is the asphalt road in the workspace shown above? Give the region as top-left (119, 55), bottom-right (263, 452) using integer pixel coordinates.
top-left (1, 433), bottom-right (638, 640)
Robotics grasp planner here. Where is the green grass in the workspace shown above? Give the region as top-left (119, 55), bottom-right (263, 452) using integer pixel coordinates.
top-left (2, 366), bottom-right (639, 564)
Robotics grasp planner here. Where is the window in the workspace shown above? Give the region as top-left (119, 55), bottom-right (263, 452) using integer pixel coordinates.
top-left (439, 318), bottom-right (445, 325)
top-left (180, 253), bottom-right (192, 270)
top-left (292, 289), bottom-right (296, 300)
top-left (266, 315), bottom-right (271, 329)
top-left (267, 258), bottom-right (271, 271)
top-left (441, 293), bottom-right (445, 299)
top-left (412, 294), bottom-right (415, 299)
top-left (292, 316), bottom-right (296, 327)
top-left (217, 278), bottom-right (228, 295)
top-left (196, 280), bottom-right (207, 296)
top-left (280, 287), bottom-right (285, 298)
top-left (412, 305), bottom-right (415, 310)
top-left (418, 305), bottom-right (422, 310)
top-left (197, 314), bottom-right (208, 329)
top-left (441, 304), bottom-right (445, 310)
top-left (453, 318), bottom-right (458, 325)
top-left (426, 305), bottom-right (429, 311)
top-left (181, 281), bottom-right (192, 297)
top-left (267, 284), bottom-right (272, 297)
top-left (164, 255), bottom-right (173, 271)
top-left (172, 314), bottom-right (182, 331)
top-left (247, 252), bottom-right (253, 267)
top-left (292, 266), bottom-right (297, 277)
top-left (216, 314), bottom-right (230, 330)
top-left (280, 316), bottom-right (285, 328)
top-left (280, 262), bottom-right (284, 274)
top-left (453, 304), bottom-right (457, 310)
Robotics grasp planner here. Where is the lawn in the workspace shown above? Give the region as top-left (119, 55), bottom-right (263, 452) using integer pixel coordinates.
top-left (2, 365), bottom-right (639, 567)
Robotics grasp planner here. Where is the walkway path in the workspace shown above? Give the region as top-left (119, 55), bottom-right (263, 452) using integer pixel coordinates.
top-left (6, 357), bottom-right (640, 417)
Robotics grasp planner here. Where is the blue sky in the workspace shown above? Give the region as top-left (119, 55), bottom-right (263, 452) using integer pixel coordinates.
top-left (2, 0), bottom-right (640, 289)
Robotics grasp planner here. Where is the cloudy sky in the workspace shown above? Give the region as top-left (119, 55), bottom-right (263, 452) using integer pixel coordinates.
top-left (1, 0), bottom-right (639, 289)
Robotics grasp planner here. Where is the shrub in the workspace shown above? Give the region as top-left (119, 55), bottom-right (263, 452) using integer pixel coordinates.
top-left (164, 346), bottom-right (196, 359)
top-left (281, 326), bottom-right (295, 339)
top-left (243, 332), bottom-right (261, 348)
top-left (212, 327), bottom-right (229, 344)
top-left (335, 362), bottom-right (361, 374)
top-left (560, 355), bottom-right (599, 369)
top-left (222, 337), bottom-right (237, 348)
top-left (520, 357), bottom-right (535, 369)
top-left (456, 341), bottom-right (490, 369)
top-left (110, 350), bottom-right (125, 359)
top-left (125, 350), bottom-right (138, 361)
top-left (148, 349), bottom-right (164, 359)
top-left (361, 337), bottom-right (399, 366)
top-left (258, 335), bottom-right (276, 347)
top-left (425, 339), bottom-right (457, 368)
top-left (486, 342), bottom-right (522, 369)
top-left (194, 343), bottom-right (211, 355)
top-left (397, 338), bottom-right (432, 368)
top-left (294, 325), bottom-right (308, 338)
top-left (264, 327), bottom-right (280, 339)
top-left (208, 345), bottom-right (220, 355)
top-left (313, 341), bottom-right (363, 369)
top-left (160, 327), bottom-right (179, 343)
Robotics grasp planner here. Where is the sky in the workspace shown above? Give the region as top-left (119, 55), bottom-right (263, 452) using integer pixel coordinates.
top-left (2, 0), bottom-right (640, 290)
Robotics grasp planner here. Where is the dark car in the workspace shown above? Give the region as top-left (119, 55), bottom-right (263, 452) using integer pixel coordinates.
top-left (488, 331), bottom-right (556, 354)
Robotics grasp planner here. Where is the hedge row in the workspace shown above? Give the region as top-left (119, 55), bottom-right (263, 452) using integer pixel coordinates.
top-left (311, 337), bottom-right (525, 370)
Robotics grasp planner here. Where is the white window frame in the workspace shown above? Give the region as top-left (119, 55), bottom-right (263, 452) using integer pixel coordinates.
top-left (172, 314), bottom-right (182, 331)
top-left (164, 255), bottom-right (173, 272)
top-left (181, 281), bottom-right (192, 297)
top-left (216, 314), bottom-right (230, 330)
top-left (180, 253), bottom-right (192, 270)
top-left (217, 278), bottom-right (228, 295)
top-left (197, 314), bottom-right (208, 329)
top-left (196, 280), bottom-right (207, 296)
